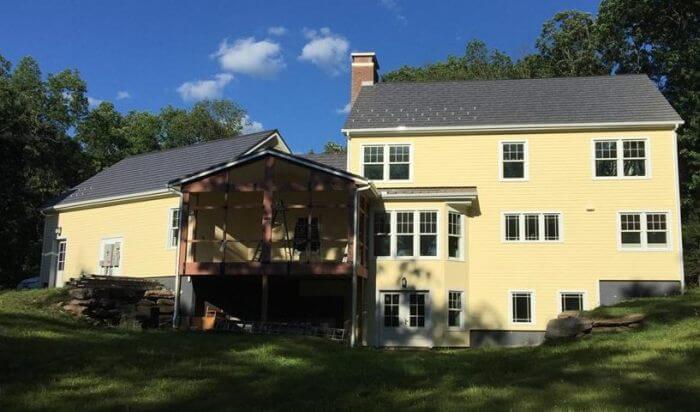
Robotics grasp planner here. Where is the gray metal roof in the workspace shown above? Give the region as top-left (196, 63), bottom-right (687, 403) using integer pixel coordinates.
top-left (343, 75), bottom-right (682, 130)
top-left (300, 152), bottom-right (347, 170)
top-left (47, 130), bottom-right (279, 208)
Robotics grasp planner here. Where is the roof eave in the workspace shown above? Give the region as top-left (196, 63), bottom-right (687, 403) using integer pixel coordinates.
top-left (342, 120), bottom-right (684, 136)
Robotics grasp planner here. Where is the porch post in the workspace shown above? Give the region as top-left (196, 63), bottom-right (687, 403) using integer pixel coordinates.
top-left (350, 187), bottom-right (358, 346)
top-left (260, 155), bottom-right (274, 322)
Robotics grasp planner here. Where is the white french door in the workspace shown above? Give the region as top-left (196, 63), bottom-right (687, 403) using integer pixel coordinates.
top-left (379, 290), bottom-right (432, 347)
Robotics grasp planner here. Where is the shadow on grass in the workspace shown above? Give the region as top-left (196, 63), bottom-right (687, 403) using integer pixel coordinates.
top-left (1, 289), bottom-right (699, 410)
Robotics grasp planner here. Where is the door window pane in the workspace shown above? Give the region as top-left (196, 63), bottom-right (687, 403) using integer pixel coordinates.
top-left (512, 292), bottom-right (532, 323)
top-left (383, 294), bottom-right (399, 327)
top-left (409, 293), bottom-right (425, 327)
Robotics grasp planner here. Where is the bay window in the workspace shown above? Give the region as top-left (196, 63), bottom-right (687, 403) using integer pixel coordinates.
top-left (448, 212), bottom-right (462, 259)
top-left (371, 210), bottom-right (440, 258)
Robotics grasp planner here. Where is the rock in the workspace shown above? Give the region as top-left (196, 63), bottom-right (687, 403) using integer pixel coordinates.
top-left (158, 305), bottom-right (174, 314)
top-left (136, 299), bottom-right (155, 307)
top-left (69, 298), bottom-right (97, 307)
top-left (592, 313), bottom-right (645, 327)
top-left (557, 311), bottom-right (581, 319)
top-left (62, 303), bottom-right (88, 316)
top-left (144, 289), bottom-right (174, 299)
top-left (69, 288), bottom-right (93, 300)
top-left (156, 298), bottom-right (174, 306)
top-left (546, 317), bottom-right (591, 340)
top-left (592, 326), bottom-right (628, 333)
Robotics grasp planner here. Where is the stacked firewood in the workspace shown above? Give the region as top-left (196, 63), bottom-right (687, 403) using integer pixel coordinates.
top-left (61, 275), bottom-right (175, 328)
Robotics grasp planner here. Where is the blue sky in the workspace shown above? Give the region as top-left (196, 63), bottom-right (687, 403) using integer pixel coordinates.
top-left (1, 0), bottom-right (599, 152)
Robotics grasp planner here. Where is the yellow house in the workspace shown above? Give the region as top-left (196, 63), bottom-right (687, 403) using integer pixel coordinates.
top-left (40, 52), bottom-right (684, 348)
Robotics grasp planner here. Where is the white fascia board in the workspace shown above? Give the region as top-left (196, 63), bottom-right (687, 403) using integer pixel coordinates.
top-left (342, 121), bottom-right (684, 136)
top-left (45, 189), bottom-right (175, 213)
top-left (241, 131), bottom-right (291, 155)
top-left (380, 192), bottom-right (477, 200)
top-left (169, 149), bottom-right (373, 189)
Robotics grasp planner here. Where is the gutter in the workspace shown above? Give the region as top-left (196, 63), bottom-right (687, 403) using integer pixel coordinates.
top-left (342, 120), bottom-right (684, 137)
top-left (43, 189), bottom-right (174, 213)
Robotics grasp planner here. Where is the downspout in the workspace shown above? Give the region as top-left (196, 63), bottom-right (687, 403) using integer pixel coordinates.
top-left (172, 189), bottom-right (184, 328)
top-left (351, 184), bottom-right (372, 347)
top-left (672, 124), bottom-right (685, 292)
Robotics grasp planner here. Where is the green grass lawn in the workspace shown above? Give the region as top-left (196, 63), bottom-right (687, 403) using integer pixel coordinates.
top-left (1, 288), bottom-right (699, 411)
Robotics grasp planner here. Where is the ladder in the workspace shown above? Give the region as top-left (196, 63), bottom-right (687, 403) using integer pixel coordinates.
top-left (252, 200), bottom-right (292, 262)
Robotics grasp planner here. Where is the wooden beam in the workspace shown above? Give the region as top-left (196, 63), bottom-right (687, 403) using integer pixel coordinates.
top-left (346, 189), bottom-right (355, 263)
top-left (177, 192), bottom-right (190, 275)
top-left (261, 274), bottom-right (269, 322)
top-left (183, 261), bottom-right (359, 277)
top-left (260, 156), bottom-right (274, 263)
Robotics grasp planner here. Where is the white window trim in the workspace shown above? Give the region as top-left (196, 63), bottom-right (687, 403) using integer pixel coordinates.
top-left (370, 209), bottom-right (440, 260)
top-left (447, 209), bottom-right (465, 261)
top-left (501, 211), bottom-right (564, 243)
top-left (98, 236), bottom-right (124, 275)
top-left (447, 289), bottom-right (466, 331)
top-left (166, 207), bottom-right (180, 250)
top-left (56, 238), bottom-right (68, 273)
top-left (617, 210), bottom-right (672, 252)
top-left (360, 143), bottom-right (413, 183)
top-left (591, 137), bottom-right (652, 180)
top-left (558, 290), bottom-right (587, 312)
top-left (509, 290), bottom-right (535, 326)
top-left (499, 140), bottom-right (529, 181)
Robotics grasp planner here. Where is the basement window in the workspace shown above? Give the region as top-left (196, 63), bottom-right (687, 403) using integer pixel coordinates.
top-left (511, 292), bottom-right (533, 324)
top-left (448, 291), bottom-right (463, 328)
top-left (560, 292), bottom-right (584, 312)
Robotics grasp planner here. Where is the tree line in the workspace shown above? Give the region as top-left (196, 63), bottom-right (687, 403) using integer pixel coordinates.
top-left (383, 0), bottom-right (698, 282)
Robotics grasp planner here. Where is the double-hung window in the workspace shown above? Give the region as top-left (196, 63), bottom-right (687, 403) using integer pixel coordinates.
top-left (372, 210), bottom-right (440, 258)
top-left (373, 212), bottom-right (391, 257)
top-left (168, 208), bottom-right (180, 248)
top-left (619, 212), bottom-right (669, 250)
top-left (419, 212), bottom-right (438, 257)
top-left (511, 291), bottom-right (533, 324)
top-left (396, 212), bottom-right (414, 257)
top-left (448, 212), bottom-right (462, 259)
top-left (594, 139), bottom-right (648, 178)
top-left (448, 291), bottom-right (463, 328)
top-left (56, 240), bottom-right (67, 272)
top-left (500, 141), bottom-right (527, 180)
top-left (504, 212), bottom-right (561, 242)
top-left (362, 144), bottom-right (411, 181)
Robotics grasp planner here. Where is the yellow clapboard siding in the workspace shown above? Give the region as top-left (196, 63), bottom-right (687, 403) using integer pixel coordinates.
top-left (54, 195), bottom-right (180, 284)
top-left (349, 128), bottom-right (682, 345)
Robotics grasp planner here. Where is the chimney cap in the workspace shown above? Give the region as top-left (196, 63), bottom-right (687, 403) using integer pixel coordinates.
top-left (351, 52), bottom-right (379, 69)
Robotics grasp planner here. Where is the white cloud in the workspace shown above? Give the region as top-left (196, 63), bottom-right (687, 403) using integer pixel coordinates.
top-left (379, 0), bottom-right (407, 23)
top-left (177, 73), bottom-right (233, 102)
top-left (336, 102), bottom-right (352, 114)
top-left (241, 115), bottom-right (264, 134)
top-left (87, 96), bottom-right (103, 107)
top-left (116, 90), bottom-right (131, 100)
top-left (298, 27), bottom-right (349, 75)
top-left (267, 26), bottom-right (287, 36)
top-left (213, 37), bottom-right (284, 77)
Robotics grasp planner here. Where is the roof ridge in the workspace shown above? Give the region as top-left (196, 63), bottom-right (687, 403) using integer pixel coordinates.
top-left (116, 129), bottom-right (277, 163)
top-left (374, 73), bottom-right (648, 87)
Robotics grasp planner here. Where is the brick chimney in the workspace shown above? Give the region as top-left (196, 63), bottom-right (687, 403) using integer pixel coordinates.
top-left (350, 52), bottom-right (379, 105)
